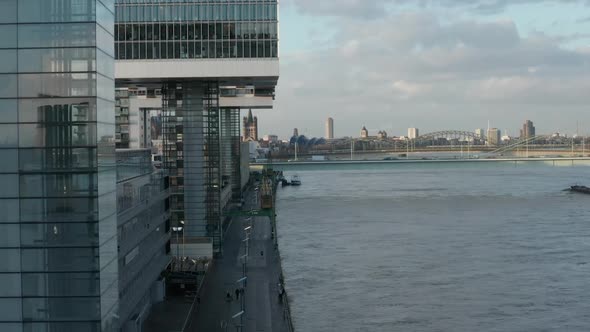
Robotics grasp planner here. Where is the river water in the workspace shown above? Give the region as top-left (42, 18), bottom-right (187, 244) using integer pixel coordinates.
top-left (275, 162), bottom-right (590, 331)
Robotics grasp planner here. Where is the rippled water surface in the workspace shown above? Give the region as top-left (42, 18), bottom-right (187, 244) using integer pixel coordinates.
top-left (276, 162), bottom-right (590, 332)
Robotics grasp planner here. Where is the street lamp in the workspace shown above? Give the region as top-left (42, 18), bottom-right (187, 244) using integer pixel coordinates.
top-left (172, 220), bottom-right (185, 258)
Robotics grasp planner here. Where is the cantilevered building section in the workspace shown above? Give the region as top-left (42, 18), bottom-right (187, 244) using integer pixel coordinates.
top-left (114, 0), bottom-right (280, 257)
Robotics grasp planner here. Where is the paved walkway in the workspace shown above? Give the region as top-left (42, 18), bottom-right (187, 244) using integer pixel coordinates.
top-left (186, 186), bottom-right (290, 332)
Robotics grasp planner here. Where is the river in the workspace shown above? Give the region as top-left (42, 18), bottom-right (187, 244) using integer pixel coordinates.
top-left (275, 162), bottom-right (590, 331)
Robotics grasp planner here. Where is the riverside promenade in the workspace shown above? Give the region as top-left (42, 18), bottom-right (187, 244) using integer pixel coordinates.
top-left (186, 184), bottom-right (292, 332)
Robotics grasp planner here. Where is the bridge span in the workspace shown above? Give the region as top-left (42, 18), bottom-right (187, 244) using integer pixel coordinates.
top-left (252, 157), bottom-right (590, 171)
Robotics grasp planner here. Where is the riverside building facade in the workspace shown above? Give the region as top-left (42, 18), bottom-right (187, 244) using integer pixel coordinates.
top-left (0, 1), bottom-right (278, 331)
top-left (115, 0), bottom-right (280, 256)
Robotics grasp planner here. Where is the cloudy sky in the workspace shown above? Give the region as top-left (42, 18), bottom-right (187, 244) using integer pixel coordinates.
top-left (255, 0), bottom-right (590, 139)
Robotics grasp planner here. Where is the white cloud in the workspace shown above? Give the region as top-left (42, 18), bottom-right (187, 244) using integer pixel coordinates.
top-left (262, 6), bottom-right (590, 138)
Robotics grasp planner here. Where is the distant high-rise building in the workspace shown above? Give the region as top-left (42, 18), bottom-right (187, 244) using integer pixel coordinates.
top-left (361, 126), bottom-right (369, 139)
top-left (326, 117), bottom-right (334, 139)
top-left (264, 135), bottom-right (279, 143)
top-left (487, 128), bottom-right (502, 146)
top-left (521, 120), bottom-right (536, 139)
top-left (408, 128), bottom-right (419, 139)
top-left (293, 128), bottom-right (299, 137)
top-left (243, 109), bottom-right (258, 141)
top-left (475, 128), bottom-right (486, 139)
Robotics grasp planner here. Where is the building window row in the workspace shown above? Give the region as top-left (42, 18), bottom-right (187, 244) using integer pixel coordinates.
top-left (116, 3), bottom-right (277, 22)
top-left (115, 39), bottom-right (277, 59)
top-left (115, 22), bottom-right (277, 42)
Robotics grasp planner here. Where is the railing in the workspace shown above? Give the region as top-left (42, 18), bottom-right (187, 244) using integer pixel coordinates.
top-left (280, 270), bottom-right (295, 332)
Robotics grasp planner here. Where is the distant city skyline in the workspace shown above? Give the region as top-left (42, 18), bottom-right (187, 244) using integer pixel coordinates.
top-left (253, 110), bottom-right (585, 139)
top-left (258, 0), bottom-right (590, 139)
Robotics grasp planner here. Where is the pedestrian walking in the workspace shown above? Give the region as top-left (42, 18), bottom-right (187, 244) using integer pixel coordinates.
top-left (226, 291), bottom-right (232, 302)
top-left (260, 250), bottom-right (264, 256)
top-left (235, 288), bottom-right (240, 300)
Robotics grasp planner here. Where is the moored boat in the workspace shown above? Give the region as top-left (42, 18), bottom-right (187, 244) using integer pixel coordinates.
top-left (290, 175), bottom-right (301, 186)
top-left (570, 185), bottom-right (590, 194)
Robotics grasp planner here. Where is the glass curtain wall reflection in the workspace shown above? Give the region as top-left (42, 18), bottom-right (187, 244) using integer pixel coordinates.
top-left (0, 0), bottom-right (118, 331)
top-left (115, 0), bottom-right (279, 59)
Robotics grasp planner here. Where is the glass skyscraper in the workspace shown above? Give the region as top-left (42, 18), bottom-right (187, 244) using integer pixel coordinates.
top-left (0, 1), bottom-right (118, 331)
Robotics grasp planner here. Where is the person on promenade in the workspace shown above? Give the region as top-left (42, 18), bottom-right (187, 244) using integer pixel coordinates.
top-left (235, 288), bottom-right (240, 300)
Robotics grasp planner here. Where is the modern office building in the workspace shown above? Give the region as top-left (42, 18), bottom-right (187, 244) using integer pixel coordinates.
top-left (0, 1), bottom-right (119, 331)
top-left (116, 149), bottom-right (170, 331)
top-left (326, 117), bottom-right (334, 139)
top-left (408, 128), bottom-right (419, 139)
top-left (0, 1), bottom-right (278, 331)
top-left (114, 0), bottom-right (280, 256)
top-left (293, 128), bottom-right (299, 137)
top-left (115, 87), bottom-right (162, 149)
top-left (487, 128), bottom-right (502, 146)
top-left (475, 128), bottom-right (486, 139)
top-left (243, 109), bottom-right (258, 141)
top-left (521, 120), bottom-right (536, 139)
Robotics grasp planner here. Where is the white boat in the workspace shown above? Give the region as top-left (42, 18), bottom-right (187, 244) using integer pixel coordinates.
top-left (290, 175), bottom-right (301, 186)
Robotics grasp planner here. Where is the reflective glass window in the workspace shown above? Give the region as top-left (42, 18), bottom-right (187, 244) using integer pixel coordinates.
top-left (0, 0), bottom-right (17, 23)
top-left (24, 322), bottom-right (100, 332)
top-left (0, 149), bottom-right (18, 173)
top-left (19, 123), bottom-right (97, 148)
top-left (21, 247), bottom-right (99, 272)
top-left (0, 224), bottom-right (20, 247)
top-left (22, 297), bottom-right (100, 321)
top-left (0, 74), bottom-right (17, 98)
top-left (0, 174), bottom-right (18, 198)
top-left (19, 173), bottom-right (98, 198)
top-left (0, 274), bottom-right (21, 296)
top-left (21, 223), bottom-right (98, 248)
top-left (0, 99), bottom-right (17, 123)
top-left (0, 299), bottom-right (21, 321)
top-left (22, 272), bottom-right (99, 297)
top-left (0, 199), bottom-right (18, 223)
top-left (19, 98), bottom-right (96, 123)
top-left (19, 23), bottom-right (96, 48)
top-left (18, 0), bottom-right (94, 23)
top-left (97, 1), bottom-right (115, 35)
top-left (0, 249), bottom-right (20, 272)
top-left (0, 50), bottom-right (17, 73)
top-left (19, 148), bottom-right (97, 172)
top-left (18, 48), bottom-right (96, 73)
top-left (0, 124), bottom-right (17, 147)
top-left (19, 73), bottom-right (97, 98)
top-left (0, 24), bottom-right (17, 48)
top-left (20, 197), bottom-right (98, 223)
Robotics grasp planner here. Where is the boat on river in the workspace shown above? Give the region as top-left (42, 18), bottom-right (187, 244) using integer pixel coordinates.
top-left (570, 185), bottom-right (590, 194)
top-left (290, 175), bottom-right (301, 186)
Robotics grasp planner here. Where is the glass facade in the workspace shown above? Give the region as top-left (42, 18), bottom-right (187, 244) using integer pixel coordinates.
top-left (115, 0), bottom-right (279, 59)
top-left (0, 0), bottom-right (118, 331)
